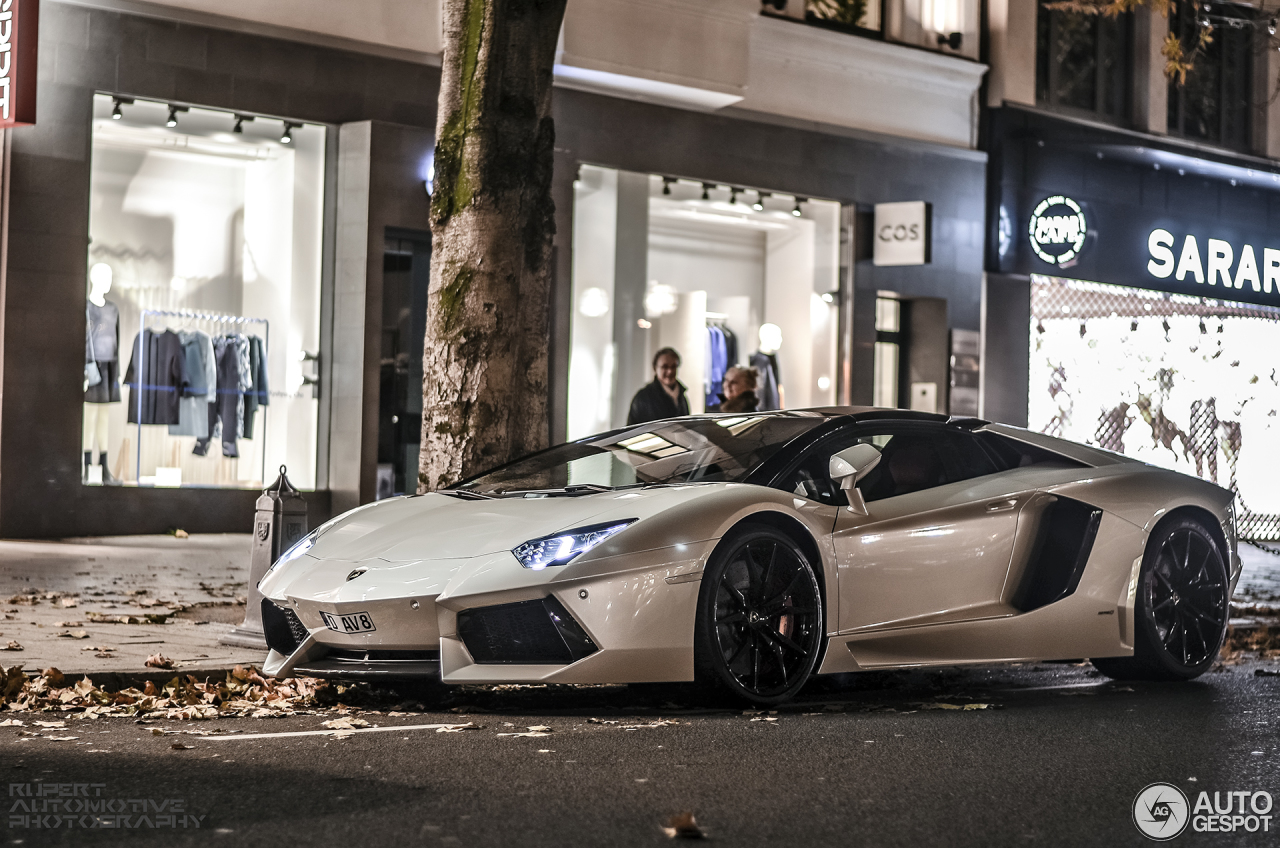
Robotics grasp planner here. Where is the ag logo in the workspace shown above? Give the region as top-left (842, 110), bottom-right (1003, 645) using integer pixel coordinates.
top-left (1029, 195), bottom-right (1087, 267)
top-left (1133, 783), bottom-right (1190, 841)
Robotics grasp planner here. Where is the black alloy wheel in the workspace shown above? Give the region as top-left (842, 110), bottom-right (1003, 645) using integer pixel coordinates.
top-left (695, 526), bottom-right (824, 705)
top-left (1093, 516), bottom-right (1229, 681)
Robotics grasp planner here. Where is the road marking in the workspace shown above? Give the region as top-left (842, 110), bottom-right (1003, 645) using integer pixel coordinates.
top-left (202, 723), bottom-right (471, 741)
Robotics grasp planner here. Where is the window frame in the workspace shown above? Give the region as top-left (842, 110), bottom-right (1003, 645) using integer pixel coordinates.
top-left (1035, 2), bottom-right (1133, 126)
top-left (1166, 1), bottom-right (1255, 152)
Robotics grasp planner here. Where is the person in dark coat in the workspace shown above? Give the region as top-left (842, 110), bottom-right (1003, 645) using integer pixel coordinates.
top-left (627, 347), bottom-right (689, 425)
top-left (707, 365), bottom-right (760, 414)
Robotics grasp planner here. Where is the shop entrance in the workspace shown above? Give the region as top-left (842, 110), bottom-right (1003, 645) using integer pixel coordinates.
top-left (377, 229), bottom-right (431, 498)
top-left (872, 295), bottom-right (949, 414)
top-left (567, 166), bottom-right (841, 438)
top-left (1030, 276), bottom-right (1280, 540)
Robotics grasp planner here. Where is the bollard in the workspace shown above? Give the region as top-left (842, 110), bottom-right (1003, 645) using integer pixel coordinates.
top-left (220, 465), bottom-right (308, 650)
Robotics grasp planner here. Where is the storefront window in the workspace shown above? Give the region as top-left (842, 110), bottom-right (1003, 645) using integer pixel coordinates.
top-left (567, 166), bottom-right (840, 440)
top-left (84, 94), bottom-right (325, 489)
top-left (1035, 2), bottom-right (1131, 124)
top-left (1029, 276), bottom-right (1280, 540)
top-left (1167, 2), bottom-right (1254, 151)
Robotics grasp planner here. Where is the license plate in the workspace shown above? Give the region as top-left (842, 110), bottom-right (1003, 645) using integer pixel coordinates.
top-left (319, 610), bottom-right (376, 634)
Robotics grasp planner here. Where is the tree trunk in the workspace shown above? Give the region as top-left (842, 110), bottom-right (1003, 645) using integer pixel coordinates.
top-left (418, 0), bottom-right (567, 491)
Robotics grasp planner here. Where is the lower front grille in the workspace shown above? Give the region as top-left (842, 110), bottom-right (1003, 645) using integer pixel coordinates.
top-left (262, 599), bottom-right (308, 655)
top-left (325, 648), bottom-right (441, 663)
top-left (457, 596), bottom-right (598, 665)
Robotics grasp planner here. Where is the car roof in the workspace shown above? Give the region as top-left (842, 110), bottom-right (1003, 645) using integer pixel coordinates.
top-left (700, 406), bottom-right (975, 426)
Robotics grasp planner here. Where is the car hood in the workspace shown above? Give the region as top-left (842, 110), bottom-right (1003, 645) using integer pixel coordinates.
top-left (303, 492), bottom-right (641, 563)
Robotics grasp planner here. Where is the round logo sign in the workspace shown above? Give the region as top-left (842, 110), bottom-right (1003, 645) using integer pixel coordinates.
top-left (1132, 783), bottom-right (1190, 841)
top-left (1029, 195), bottom-right (1087, 267)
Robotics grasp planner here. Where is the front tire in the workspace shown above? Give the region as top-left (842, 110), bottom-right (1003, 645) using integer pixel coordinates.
top-left (694, 525), bottom-right (824, 705)
top-left (1093, 516), bottom-right (1229, 681)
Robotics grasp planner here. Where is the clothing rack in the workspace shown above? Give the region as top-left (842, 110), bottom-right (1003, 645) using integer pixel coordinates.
top-left (133, 309), bottom-right (270, 487)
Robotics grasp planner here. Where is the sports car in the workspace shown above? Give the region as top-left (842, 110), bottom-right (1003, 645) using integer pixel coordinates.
top-left (259, 408), bottom-right (1240, 705)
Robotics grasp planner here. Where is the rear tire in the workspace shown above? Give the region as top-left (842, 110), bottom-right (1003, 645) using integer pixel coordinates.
top-left (1093, 516), bottom-right (1228, 681)
top-left (694, 525), bottom-right (824, 706)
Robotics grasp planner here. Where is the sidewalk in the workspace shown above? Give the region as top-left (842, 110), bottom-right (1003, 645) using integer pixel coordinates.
top-left (1, 532), bottom-right (1278, 684)
top-left (0, 534), bottom-right (263, 680)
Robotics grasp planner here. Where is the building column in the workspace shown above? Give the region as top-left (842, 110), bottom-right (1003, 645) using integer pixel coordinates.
top-left (986, 0), bottom-right (1037, 108)
top-left (1133, 7), bottom-right (1169, 136)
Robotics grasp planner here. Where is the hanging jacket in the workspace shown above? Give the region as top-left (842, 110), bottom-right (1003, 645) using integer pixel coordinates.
top-left (124, 329), bottom-right (188, 425)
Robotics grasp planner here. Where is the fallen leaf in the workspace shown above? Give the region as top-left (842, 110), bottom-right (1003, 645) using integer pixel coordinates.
top-left (321, 718), bottom-right (370, 731)
top-left (58, 630), bottom-right (90, 640)
top-left (662, 811), bottom-right (707, 839)
top-left (0, 718), bottom-right (25, 727)
top-left (144, 654), bottom-right (174, 670)
top-left (42, 668), bottom-right (65, 687)
top-left (749, 716), bottom-right (778, 723)
top-left (920, 702), bottom-right (993, 711)
top-left (526, 725), bottom-right (552, 733)
top-left (435, 723), bottom-right (477, 733)
top-left (44, 736), bottom-right (80, 742)
top-left (624, 720), bottom-right (683, 730)
top-left (33, 720), bottom-right (67, 728)
top-left (1255, 668), bottom-right (1280, 677)
top-left (331, 730), bottom-right (355, 740)
top-left (59, 598), bottom-right (78, 608)
top-left (498, 731), bottom-right (552, 738)
top-left (54, 621), bottom-right (83, 628)
top-left (170, 742), bottom-right (195, 750)
top-left (587, 718), bottom-right (619, 725)
top-left (2, 641), bottom-right (22, 651)
top-left (94, 653), bottom-right (113, 659)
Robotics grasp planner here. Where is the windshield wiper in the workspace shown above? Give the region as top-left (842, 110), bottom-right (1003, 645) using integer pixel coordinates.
top-left (441, 489), bottom-right (497, 500)
top-left (562, 484), bottom-right (616, 494)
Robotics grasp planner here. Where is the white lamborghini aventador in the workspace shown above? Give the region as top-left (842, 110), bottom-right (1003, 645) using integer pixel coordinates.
top-left (259, 409), bottom-right (1239, 705)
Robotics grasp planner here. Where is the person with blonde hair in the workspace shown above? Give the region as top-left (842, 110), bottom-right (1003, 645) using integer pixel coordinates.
top-left (707, 365), bottom-right (759, 413)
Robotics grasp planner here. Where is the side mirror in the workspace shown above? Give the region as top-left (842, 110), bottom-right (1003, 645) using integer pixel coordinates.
top-left (828, 443), bottom-right (881, 516)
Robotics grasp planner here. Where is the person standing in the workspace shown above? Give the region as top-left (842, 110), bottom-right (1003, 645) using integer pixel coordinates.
top-left (707, 366), bottom-right (760, 414)
top-left (627, 347), bottom-right (689, 425)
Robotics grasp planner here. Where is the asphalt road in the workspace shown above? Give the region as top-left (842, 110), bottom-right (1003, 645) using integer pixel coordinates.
top-left (4, 659), bottom-right (1278, 848)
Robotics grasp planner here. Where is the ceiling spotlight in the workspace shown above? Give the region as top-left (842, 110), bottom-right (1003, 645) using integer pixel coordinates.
top-left (821, 292), bottom-right (836, 304)
top-left (281, 121), bottom-right (299, 144)
top-left (701, 183), bottom-right (713, 201)
top-left (165, 104), bottom-right (188, 128)
top-left (662, 177), bottom-right (674, 196)
top-left (233, 114), bottom-right (254, 134)
top-left (792, 197), bottom-right (807, 217)
top-left (110, 96), bottom-right (133, 120)
top-left (1270, 18), bottom-right (1277, 36)
top-left (753, 191), bottom-right (769, 212)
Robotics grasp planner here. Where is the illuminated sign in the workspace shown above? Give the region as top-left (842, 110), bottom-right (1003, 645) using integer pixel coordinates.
top-left (1029, 196), bottom-right (1087, 267)
top-left (0, 0), bottom-right (39, 128)
top-left (873, 201), bottom-right (931, 266)
top-left (1148, 230), bottom-right (1280, 296)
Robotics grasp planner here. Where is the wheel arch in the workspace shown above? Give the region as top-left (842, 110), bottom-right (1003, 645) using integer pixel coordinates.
top-left (722, 510), bottom-right (828, 602)
top-left (1148, 505), bottom-right (1229, 565)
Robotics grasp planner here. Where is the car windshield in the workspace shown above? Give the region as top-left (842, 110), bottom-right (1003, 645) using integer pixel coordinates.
top-left (454, 413), bottom-right (826, 495)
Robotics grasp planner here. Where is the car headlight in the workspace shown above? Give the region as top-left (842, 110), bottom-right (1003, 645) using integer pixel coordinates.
top-left (512, 520), bottom-right (637, 570)
top-left (262, 530), bottom-right (319, 581)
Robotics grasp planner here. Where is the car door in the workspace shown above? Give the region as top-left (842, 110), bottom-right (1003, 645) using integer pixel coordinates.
top-left (825, 422), bottom-right (1036, 634)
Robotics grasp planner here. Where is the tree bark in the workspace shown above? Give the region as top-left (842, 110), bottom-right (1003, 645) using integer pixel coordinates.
top-left (418, 0), bottom-right (567, 491)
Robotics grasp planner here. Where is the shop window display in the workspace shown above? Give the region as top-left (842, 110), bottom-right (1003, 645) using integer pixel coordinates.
top-left (84, 95), bottom-right (325, 489)
top-left (1029, 276), bottom-right (1280, 540)
top-left (567, 167), bottom-right (840, 440)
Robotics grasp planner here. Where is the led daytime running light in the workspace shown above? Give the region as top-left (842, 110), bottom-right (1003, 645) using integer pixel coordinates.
top-left (513, 520), bottom-right (637, 570)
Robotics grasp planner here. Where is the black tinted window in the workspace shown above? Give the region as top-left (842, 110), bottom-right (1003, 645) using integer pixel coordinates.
top-left (775, 423), bottom-right (1000, 505)
top-left (974, 431), bottom-right (1083, 471)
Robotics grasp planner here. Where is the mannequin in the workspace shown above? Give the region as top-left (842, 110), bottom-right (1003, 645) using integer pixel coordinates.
top-left (750, 323), bottom-right (785, 411)
top-left (84, 263), bottom-right (121, 485)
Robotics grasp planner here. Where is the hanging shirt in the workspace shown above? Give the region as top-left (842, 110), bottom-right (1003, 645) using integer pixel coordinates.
top-left (169, 331), bottom-right (216, 439)
top-left (750, 351), bottom-right (781, 411)
top-left (243, 335), bottom-right (269, 439)
top-left (124, 329), bottom-right (188, 425)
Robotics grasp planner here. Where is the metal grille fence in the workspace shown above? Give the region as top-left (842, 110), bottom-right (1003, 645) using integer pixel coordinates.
top-left (1030, 275), bottom-right (1280, 541)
